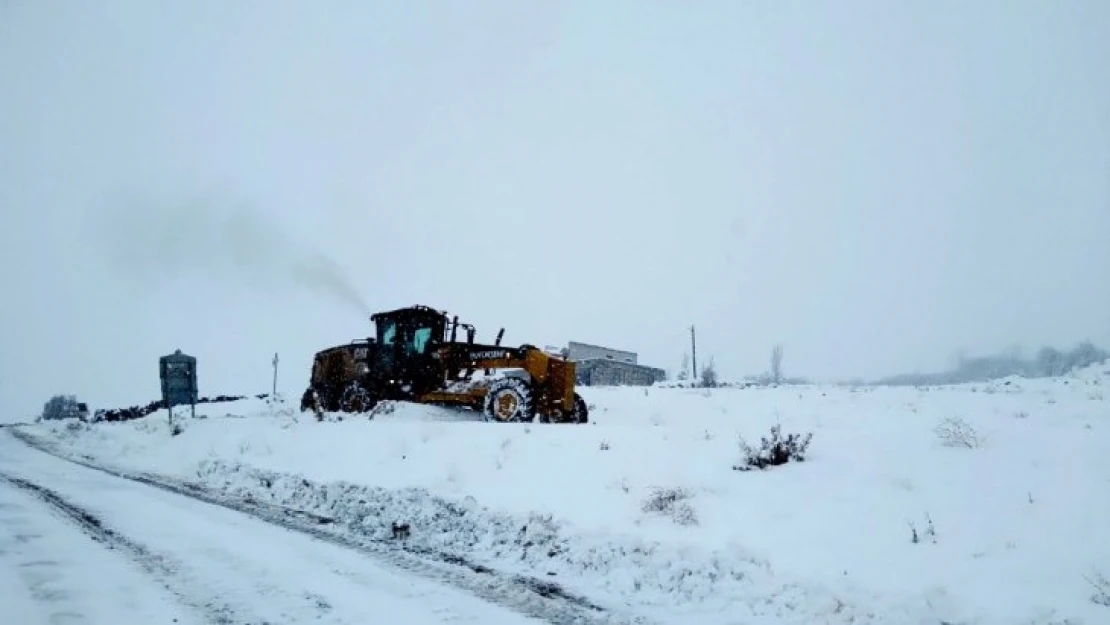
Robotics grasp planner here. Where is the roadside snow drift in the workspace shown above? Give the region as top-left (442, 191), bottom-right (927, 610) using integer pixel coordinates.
top-left (16, 363), bottom-right (1110, 625)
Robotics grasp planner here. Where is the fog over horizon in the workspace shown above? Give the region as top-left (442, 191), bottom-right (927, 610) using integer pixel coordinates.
top-left (2, 1), bottom-right (1108, 420)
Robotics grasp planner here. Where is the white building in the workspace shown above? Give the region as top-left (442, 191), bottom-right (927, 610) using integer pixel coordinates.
top-left (565, 341), bottom-right (664, 386)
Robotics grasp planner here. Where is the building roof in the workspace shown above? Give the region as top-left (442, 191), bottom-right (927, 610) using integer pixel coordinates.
top-left (567, 340), bottom-right (635, 353)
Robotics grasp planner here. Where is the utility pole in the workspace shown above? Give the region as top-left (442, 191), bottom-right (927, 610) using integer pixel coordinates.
top-left (272, 352), bottom-right (279, 398)
top-left (690, 325), bottom-right (698, 381)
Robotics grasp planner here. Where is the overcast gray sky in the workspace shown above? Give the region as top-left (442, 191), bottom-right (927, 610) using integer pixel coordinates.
top-left (2, 1), bottom-right (1108, 420)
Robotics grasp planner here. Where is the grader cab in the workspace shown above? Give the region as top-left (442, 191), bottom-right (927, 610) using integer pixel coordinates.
top-left (300, 305), bottom-right (588, 424)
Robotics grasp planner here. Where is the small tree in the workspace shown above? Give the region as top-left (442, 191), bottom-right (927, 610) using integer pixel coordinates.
top-left (41, 394), bottom-right (80, 421)
top-left (770, 344), bottom-right (784, 384)
top-left (1036, 346), bottom-right (1064, 377)
top-left (700, 357), bottom-right (718, 388)
top-left (677, 354), bottom-right (690, 381)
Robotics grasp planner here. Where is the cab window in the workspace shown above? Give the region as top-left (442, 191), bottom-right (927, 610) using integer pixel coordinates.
top-left (381, 322), bottom-right (397, 345)
top-left (412, 327), bottom-right (432, 354)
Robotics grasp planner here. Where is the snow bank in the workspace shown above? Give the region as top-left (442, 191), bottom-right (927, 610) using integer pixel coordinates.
top-left (18, 364), bottom-right (1110, 625)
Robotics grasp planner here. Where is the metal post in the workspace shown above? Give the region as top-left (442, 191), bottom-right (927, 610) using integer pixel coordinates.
top-left (691, 325), bottom-right (698, 381)
top-left (272, 352), bottom-right (279, 398)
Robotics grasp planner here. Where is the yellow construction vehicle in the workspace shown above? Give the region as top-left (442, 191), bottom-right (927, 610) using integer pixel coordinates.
top-left (300, 305), bottom-right (588, 423)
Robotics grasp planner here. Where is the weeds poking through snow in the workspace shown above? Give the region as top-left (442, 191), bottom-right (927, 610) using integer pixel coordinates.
top-left (641, 486), bottom-right (699, 526)
top-left (934, 416), bottom-right (980, 448)
top-left (733, 424), bottom-right (813, 471)
top-left (1084, 570), bottom-right (1110, 607)
top-left (390, 521), bottom-right (411, 540)
top-left (909, 512), bottom-right (937, 544)
top-left (599, 439), bottom-right (610, 451)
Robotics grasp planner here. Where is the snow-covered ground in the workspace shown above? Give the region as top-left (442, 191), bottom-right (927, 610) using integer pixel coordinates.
top-left (14, 362), bottom-right (1110, 625)
top-left (0, 472), bottom-right (196, 624)
top-left (0, 433), bottom-right (552, 625)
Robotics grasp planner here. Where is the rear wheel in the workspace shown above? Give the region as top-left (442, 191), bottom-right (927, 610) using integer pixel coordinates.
top-left (340, 382), bottom-right (377, 414)
top-left (483, 378), bottom-right (535, 423)
top-left (301, 387), bottom-right (329, 421)
top-left (300, 388), bottom-right (318, 413)
top-left (538, 393), bottom-right (588, 424)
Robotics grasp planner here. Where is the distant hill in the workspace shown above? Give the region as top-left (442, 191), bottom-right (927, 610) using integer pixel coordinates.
top-left (874, 340), bottom-right (1108, 386)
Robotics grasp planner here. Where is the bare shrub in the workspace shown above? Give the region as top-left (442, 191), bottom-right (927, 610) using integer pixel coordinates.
top-left (908, 512), bottom-right (937, 544)
top-left (934, 416), bottom-right (980, 448)
top-left (733, 424), bottom-right (813, 471)
top-left (1085, 570), bottom-right (1110, 607)
top-left (641, 486), bottom-right (698, 526)
top-left (670, 502), bottom-right (698, 526)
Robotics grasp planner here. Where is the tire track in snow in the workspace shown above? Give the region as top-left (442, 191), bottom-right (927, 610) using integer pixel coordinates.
top-left (0, 471), bottom-right (252, 625)
top-left (9, 428), bottom-right (652, 625)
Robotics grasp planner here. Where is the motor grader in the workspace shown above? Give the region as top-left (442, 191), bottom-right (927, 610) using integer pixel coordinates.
top-left (300, 305), bottom-right (588, 423)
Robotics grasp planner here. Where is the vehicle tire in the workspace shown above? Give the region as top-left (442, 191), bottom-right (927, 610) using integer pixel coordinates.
top-left (300, 388), bottom-right (318, 413)
top-left (483, 378), bottom-right (535, 423)
top-left (570, 392), bottom-right (589, 424)
top-left (340, 382), bottom-right (377, 414)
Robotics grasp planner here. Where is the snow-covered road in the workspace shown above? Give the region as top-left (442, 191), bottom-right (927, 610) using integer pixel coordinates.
top-left (0, 432), bottom-right (545, 625)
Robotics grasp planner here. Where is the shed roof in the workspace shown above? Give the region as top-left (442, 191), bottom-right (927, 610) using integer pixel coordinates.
top-left (159, 349), bottom-right (196, 363)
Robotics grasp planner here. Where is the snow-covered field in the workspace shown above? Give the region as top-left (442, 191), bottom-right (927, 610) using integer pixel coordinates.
top-left (15, 363), bottom-right (1110, 625)
top-left (0, 433), bottom-right (552, 625)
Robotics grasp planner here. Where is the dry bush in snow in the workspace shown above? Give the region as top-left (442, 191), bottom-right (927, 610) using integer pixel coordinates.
top-left (641, 486), bottom-right (698, 526)
top-left (908, 512), bottom-right (937, 544)
top-left (1086, 570), bottom-right (1110, 607)
top-left (934, 416), bottom-right (981, 448)
top-left (733, 424), bottom-right (813, 471)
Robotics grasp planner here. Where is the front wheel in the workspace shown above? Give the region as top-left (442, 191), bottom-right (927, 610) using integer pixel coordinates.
top-left (483, 378), bottom-right (535, 423)
top-left (569, 393), bottom-right (589, 423)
